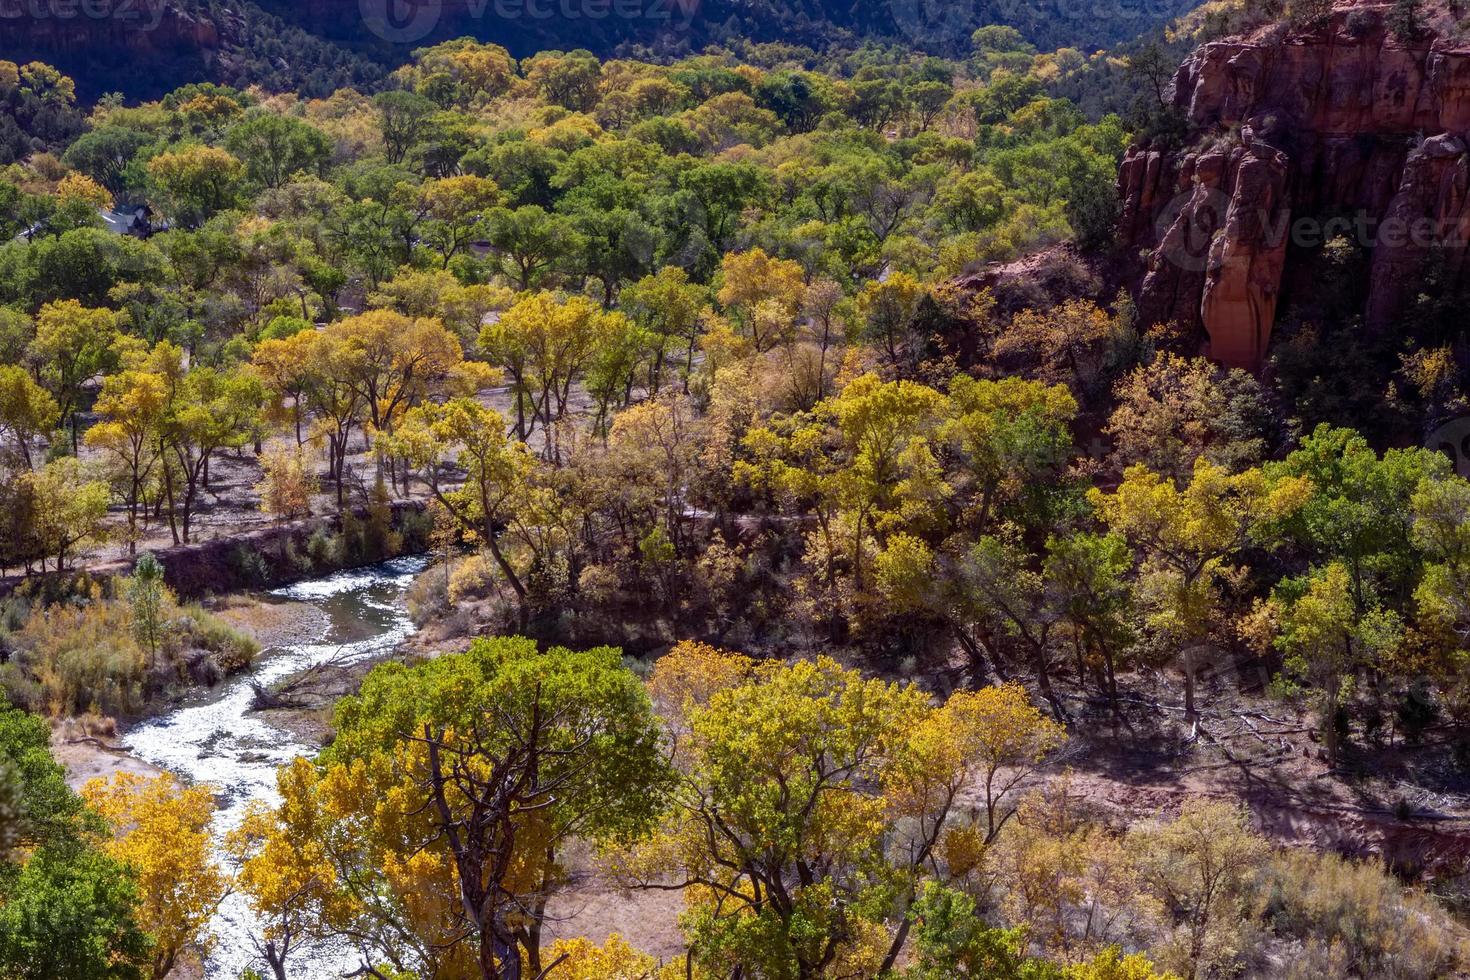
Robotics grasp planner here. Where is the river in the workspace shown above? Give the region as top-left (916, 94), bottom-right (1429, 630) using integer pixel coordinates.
top-left (123, 555), bottom-right (430, 979)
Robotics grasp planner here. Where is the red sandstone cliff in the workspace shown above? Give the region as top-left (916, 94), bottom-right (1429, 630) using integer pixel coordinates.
top-left (1118, 4), bottom-right (1470, 370)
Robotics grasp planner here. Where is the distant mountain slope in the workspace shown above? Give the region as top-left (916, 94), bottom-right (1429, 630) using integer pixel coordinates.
top-left (1, 0), bottom-right (1201, 100)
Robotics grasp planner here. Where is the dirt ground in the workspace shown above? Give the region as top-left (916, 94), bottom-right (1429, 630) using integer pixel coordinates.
top-left (51, 719), bottom-right (166, 792)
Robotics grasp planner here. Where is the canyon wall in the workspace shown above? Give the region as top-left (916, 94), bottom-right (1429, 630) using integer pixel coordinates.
top-left (1118, 5), bottom-right (1470, 370)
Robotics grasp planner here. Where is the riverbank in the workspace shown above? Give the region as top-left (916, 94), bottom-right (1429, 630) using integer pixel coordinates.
top-left (2, 500), bottom-right (430, 602)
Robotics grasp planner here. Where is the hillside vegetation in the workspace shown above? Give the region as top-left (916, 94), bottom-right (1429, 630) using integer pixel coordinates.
top-left (2, 7), bottom-right (1470, 978)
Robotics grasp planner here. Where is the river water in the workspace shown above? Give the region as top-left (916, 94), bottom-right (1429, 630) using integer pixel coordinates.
top-left (123, 555), bottom-right (429, 979)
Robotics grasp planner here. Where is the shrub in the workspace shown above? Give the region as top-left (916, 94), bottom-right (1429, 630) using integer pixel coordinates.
top-left (0, 586), bottom-right (256, 716)
top-left (405, 565), bottom-right (448, 625)
top-left (448, 553), bottom-right (497, 605)
top-left (230, 544), bottom-right (271, 585)
top-left (306, 528), bottom-right (341, 569)
top-left (1259, 850), bottom-right (1467, 979)
top-left (6, 600), bottom-right (144, 716)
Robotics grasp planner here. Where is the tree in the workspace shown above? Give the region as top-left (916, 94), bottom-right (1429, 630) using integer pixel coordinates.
top-left (1388, 0), bottom-right (1424, 41)
top-left (293, 330), bottom-right (367, 510)
top-left (374, 90), bottom-right (437, 165)
top-left (856, 270), bottom-right (926, 365)
top-left (62, 126), bottom-right (151, 199)
top-left (0, 847), bottom-right (151, 980)
top-left (1266, 425), bottom-right (1447, 612)
top-left (82, 772), bottom-right (229, 979)
top-left (626, 653), bottom-right (923, 978)
top-left (1127, 801), bottom-right (1267, 980)
top-left (1105, 354), bottom-right (1272, 480)
top-left (1089, 460), bottom-right (1310, 721)
top-left (325, 309), bottom-right (468, 436)
top-left (0, 363), bottom-right (57, 467)
top-left (225, 112), bottom-right (332, 189)
top-left (86, 368), bottom-right (168, 552)
top-left (677, 162), bottom-right (770, 263)
top-left (737, 373), bottom-right (949, 608)
top-left (20, 456), bottom-right (109, 570)
top-left (483, 205), bottom-right (579, 290)
top-left (1044, 532), bottom-right (1135, 715)
top-left (627, 650), bottom-right (1064, 978)
top-left (619, 265), bottom-right (708, 393)
top-left (382, 398), bottom-right (535, 626)
top-left (255, 446), bottom-right (317, 522)
top-left (415, 174), bottom-right (502, 268)
top-left (1126, 42), bottom-right (1174, 109)
top-left (157, 356), bottom-right (264, 543)
top-left (478, 291), bottom-right (615, 453)
top-left (0, 703), bottom-right (150, 979)
top-left (234, 638), bottom-right (669, 980)
top-left (523, 49), bottom-right (603, 110)
top-left (125, 552), bottom-right (172, 668)
top-left (943, 374), bottom-right (1078, 533)
top-left (542, 935), bottom-right (656, 979)
top-left (146, 145), bottom-right (244, 228)
top-left (1273, 562), bottom-right (1400, 765)
top-left (250, 331), bottom-right (317, 445)
top-left (28, 299), bottom-right (119, 452)
top-left (716, 247), bottom-right (804, 351)
top-left (995, 299), bottom-right (1124, 395)
top-left (901, 884), bottom-right (1055, 979)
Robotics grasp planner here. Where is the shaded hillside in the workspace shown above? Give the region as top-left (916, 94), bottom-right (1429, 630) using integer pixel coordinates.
top-left (1, 0), bottom-right (1205, 99)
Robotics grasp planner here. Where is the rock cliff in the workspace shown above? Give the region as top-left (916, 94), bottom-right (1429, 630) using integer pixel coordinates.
top-left (1118, 5), bottom-right (1470, 370)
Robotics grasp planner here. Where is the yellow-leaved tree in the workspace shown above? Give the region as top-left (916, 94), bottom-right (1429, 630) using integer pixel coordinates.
top-left (82, 772), bottom-right (230, 979)
top-left (619, 644), bottom-right (1066, 978)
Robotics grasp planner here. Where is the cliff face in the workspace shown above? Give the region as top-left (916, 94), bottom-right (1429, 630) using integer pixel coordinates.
top-left (2, 2), bottom-right (225, 59)
top-left (1118, 6), bottom-right (1470, 370)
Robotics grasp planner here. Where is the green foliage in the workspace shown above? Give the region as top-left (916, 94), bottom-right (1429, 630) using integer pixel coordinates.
top-left (0, 701), bottom-right (150, 979)
top-left (905, 883), bottom-right (1061, 979)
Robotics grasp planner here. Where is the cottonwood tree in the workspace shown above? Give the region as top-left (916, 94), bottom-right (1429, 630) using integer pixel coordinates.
top-left (0, 364), bottom-right (57, 468)
top-left (621, 646), bottom-right (1064, 978)
top-left (20, 456), bottom-right (109, 571)
top-left (157, 357), bottom-right (264, 543)
top-left (382, 398), bottom-right (536, 627)
top-left (86, 368), bottom-right (168, 553)
top-left (28, 299), bottom-right (120, 452)
top-left (618, 265), bottom-right (708, 393)
top-left (1089, 460), bottom-right (1309, 722)
top-left (478, 292), bottom-right (616, 457)
top-left (82, 772), bottom-right (230, 980)
top-left (233, 638), bottom-right (668, 980)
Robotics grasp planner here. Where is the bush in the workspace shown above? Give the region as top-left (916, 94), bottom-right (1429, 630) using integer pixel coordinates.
top-left (449, 553), bottom-right (498, 605)
top-left (231, 544), bottom-right (271, 585)
top-left (0, 587), bottom-right (256, 717)
top-left (1259, 850), bottom-right (1467, 979)
top-left (306, 528), bottom-right (341, 569)
top-left (405, 565), bottom-right (448, 625)
top-left (5, 601), bottom-right (144, 716)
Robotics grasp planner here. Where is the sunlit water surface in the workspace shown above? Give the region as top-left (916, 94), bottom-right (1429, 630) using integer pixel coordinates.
top-left (124, 555), bottom-right (429, 978)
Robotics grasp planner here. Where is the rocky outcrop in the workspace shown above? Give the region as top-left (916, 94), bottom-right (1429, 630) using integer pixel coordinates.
top-left (1, 1), bottom-right (226, 60)
top-left (1118, 5), bottom-right (1470, 370)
